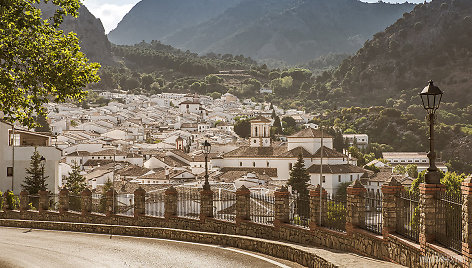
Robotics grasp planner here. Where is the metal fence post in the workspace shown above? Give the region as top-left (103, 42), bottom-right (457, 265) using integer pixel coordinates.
top-left (462, 176), bottom-right (472, 266)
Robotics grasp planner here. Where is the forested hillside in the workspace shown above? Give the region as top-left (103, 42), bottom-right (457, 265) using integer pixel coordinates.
top-left (320, 0), bottom-right (472, 108)
top-left (109, 0), bottom-right (413, 64)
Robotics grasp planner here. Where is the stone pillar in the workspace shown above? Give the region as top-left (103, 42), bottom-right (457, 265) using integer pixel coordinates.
top-left (419, 183), bottom-right (445, 246)
top-left (346, 179), bottom-right (366, 233)
top-left (274, 186), bottom-right (290, 226)
top-left (81, 188), bottom-right (92, 215)
top-left (20, 190), bottom-right (29, 212)
top-left (462, 177), bottom-right (472, 266)
top-left (38, 190), bottom-right (49, 213)
top-left (200, 187), bottom-right (213, 220)
top-left (134, 187), bottom-right (146, 218)
top-left (381, 177), bottom-right (403, 237)
top-left (236, 185), bottom-right (251, 223)
top-left (310, 185), bottom-right (327, 230)
top-left (164, 186), bottom-right (178, 219)
top-left (59, 188), bottom-right (69, 213)
top-left (105, 189), bottom-right (117, 217)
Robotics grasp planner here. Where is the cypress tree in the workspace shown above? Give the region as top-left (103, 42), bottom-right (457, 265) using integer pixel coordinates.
top-left (287, 154), bottom-right (310, 197)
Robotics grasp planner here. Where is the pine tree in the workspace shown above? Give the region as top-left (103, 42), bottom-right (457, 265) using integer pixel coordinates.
top-left (99, 179), bottom-right (113, 213)
top-left (22, 148), bottom-right (48, 195)
top-left (287, 154), bottom-right (311, 219)
top-left (65, 163), bottom-right (87, 194)
top-left (273, 115), bottom-right (282, 134)
top-left (287, 154), bottom-right (310, 197)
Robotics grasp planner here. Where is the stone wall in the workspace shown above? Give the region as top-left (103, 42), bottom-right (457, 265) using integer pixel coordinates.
top-left (1, 180), bottom-right (468, 268)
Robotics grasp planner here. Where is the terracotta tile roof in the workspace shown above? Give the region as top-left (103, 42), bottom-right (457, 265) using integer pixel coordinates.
top-left (312, 146), bottom-right (347, 158)
top-left (250, 116), bottom-right (271, 123)
top-left (117, 165), bottom-right (150, 177)
top-left (83, 159), bottom-right (114, 166)
top-left (306, 164), bottom-right (366, 174)
top-left (279, 147), bottom-right (313, 158)
top-left (219, 167), bottom-right (277, 177)
top-left (67, 151), bottom-right (90, 157)
top-left (288, 128), bottom-right (333, 138)
top-left (90, 149), bottom-right (127, 156)
top-left (162, 156), bottom-right (190, 167)
top-left (170, 150), bottom-right (192, 161)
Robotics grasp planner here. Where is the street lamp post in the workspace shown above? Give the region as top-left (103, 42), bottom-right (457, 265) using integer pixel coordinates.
top-left (40, 156), bottom-right (46, 190)
top-left (202, 140), bottom-right (211, 190)
top-left (419, 80), bottom-right (443, 184)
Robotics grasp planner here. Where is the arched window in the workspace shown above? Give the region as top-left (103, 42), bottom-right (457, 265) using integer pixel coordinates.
top-left (255, 126), bottom-right (258, 136)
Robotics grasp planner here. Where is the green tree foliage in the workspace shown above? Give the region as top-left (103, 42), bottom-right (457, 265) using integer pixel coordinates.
top-left (1, 0), bottom-right (100, 127)
top-left (272, 115), bottom-right (283, 135)
top-left (22, 148), bottom-right (48, 195)
top-left (405, 164), bottom-right (418, 178)
top-left (393, 165), bottom-right (407, 175)
top-left (34, 114), bottom-right (51, 133)
top-left (234, 118), bottom-right (251, 138)
top-left (364, 164), bottom-right (380, 173)
top-left (65, 163), bottom-right (87, 210)
top-left (282, 116), bottom-right (298, 135)
top-left (99, 179), bottom-right (113, 213)
top-left (335, 182), bottom-right (351, 202)
top-left (287, 155), bottom-right (310, 197)
top-left (65, 163), bottom-right (87, 194)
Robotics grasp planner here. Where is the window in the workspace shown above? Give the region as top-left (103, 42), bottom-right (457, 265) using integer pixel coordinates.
top-left (240, 162), bottom-right (242, 167)
top-left (92, 157), bottom-right (95, 159)
top-left (253, 162), bottom-right (256, 167)
top-left (254, 140), bottom-right (257, 144)
top-left (289, 163), bottom-right (293, 170)
top-left (350, 175), bottom-right (353, 181)
top-left (266, 161), bottom-right (270, 167)
top-left (338, 175), bottom-right (341, 182)
top-left (7, 167), bottom-right (13, 177)
top-left (9, 133), bottom-right (20, 146)
top-left (322, 176), bottom-right (326, 183)
top-left (255, 126), bottom-right (258, 136)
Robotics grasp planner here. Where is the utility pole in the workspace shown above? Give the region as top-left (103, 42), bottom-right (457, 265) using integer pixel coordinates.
top-left (319, 124), bottom-right (323, 225)
top-left (11, 124), bottom-right (15, 193)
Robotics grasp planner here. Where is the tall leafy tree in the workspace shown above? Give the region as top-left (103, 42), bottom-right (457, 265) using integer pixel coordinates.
top-left (1, 0), bottom-right (100, 127)
top-left (234, 118), bottom-right (251, 138)
top-left (22, 148), bottom-right (48, 195)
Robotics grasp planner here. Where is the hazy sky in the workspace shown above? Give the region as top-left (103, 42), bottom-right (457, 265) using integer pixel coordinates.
top-left (83, 0), bottom-right (430, 34)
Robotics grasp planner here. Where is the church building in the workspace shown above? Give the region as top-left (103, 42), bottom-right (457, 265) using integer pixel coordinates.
top-left (211, 116), bottom-right (366, 195)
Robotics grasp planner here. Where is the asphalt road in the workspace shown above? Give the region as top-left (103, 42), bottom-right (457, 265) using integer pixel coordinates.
top-left (0, 227), bottom-right (304, 268)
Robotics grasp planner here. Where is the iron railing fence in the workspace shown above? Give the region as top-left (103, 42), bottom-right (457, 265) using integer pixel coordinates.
top-left (177, 188), bottom-right (200, 219)
top-left (396, 191), bottom-right (420, 243)
top-left (48, 194), bottom-right (60, 211)
top-left (91, 193), bottom-right (106, 215)
top-left (250, 192), bottom-right (275, 225)
top-left (68, 194), bottom-right (82, 213)
top-left (321, 194), bottom-right (347, 232)
top-left (28, 195), bottom-right (40, 211)
top-left (145, 191), bottom-right (165, 218)
top-left (116, 193), bottom-right (134, 216)
top-left (436, 192), bottom-right (462, 254)
top-left (364, 191), bottom-right (382, 235)
top-left (289, 193), bottom-right (310, 228)
top-left (213, 189), bottom-right (236, 222)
